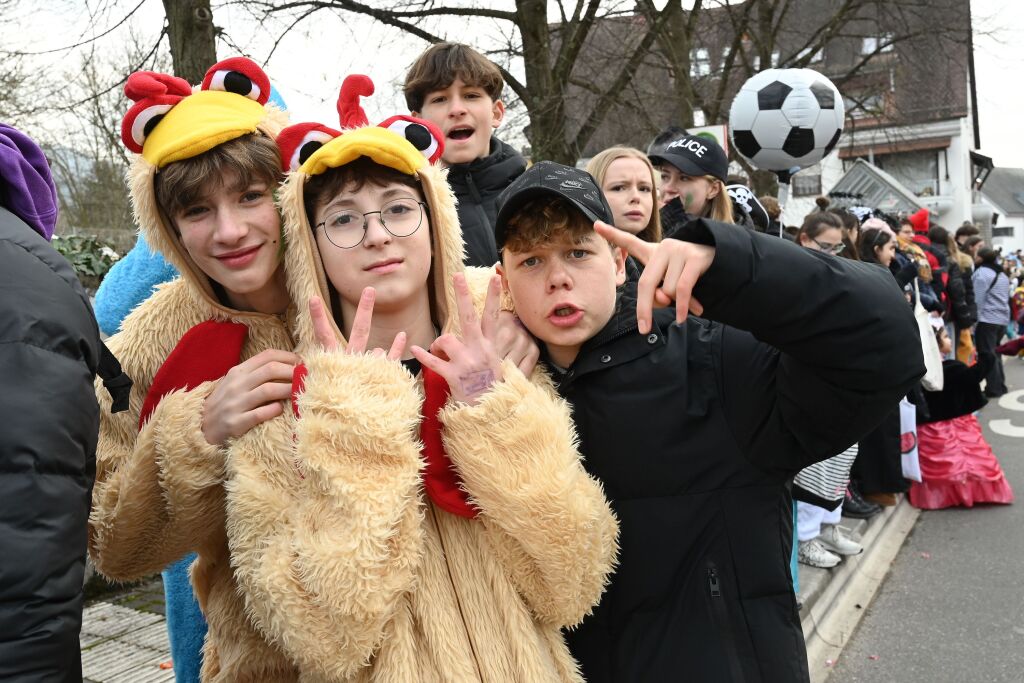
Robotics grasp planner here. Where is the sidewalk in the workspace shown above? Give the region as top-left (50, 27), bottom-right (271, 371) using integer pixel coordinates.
top-left (80, 578), bottom-right (174, 683)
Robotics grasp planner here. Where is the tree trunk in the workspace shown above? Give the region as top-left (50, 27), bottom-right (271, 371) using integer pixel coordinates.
top-left (162, 0), bottom-right (217, 84)
top-left (648, 0), bottom-right (693, 130)
top-left (516, 0), bottom-right (575, 163)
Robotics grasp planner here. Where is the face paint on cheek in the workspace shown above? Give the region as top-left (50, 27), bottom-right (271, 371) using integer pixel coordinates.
top-left (683, 193), bottom-right (694, 210)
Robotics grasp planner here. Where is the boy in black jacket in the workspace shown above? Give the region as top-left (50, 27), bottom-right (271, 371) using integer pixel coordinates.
top-left (494, 162), bottom-right (925, 682)
top-left (0, 124), bottom-right (111, 683)
top-left (405, 42), bottom-right (526, 267)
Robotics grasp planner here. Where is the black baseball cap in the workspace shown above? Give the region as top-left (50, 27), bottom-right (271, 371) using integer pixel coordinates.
top-left (648, 134), bottom-right (728, 182)
top-left (494, 161), bottom-right (613, 249)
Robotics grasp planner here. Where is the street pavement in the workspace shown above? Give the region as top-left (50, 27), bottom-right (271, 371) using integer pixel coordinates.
top-left (80, 578), bottom-right (173, 682)
top-left (830, 357), bottom-right (1024, 682)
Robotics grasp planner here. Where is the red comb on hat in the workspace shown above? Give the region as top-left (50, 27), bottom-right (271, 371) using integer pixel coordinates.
top-left (337, 74), bottom-right (373, 129)
top-left (120, 72), bottom-right (193, 153)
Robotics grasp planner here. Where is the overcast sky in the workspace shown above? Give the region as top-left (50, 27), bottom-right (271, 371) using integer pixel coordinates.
top-left (3, 0), bottom-right (1022, 167)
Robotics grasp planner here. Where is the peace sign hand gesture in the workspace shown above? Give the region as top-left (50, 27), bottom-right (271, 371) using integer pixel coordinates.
top-left (411, 273), bottom-right (505, 405)
top-left (594, 221), bottom-right (716, 334)
top-left (309, 288), bottom-right (407, 360)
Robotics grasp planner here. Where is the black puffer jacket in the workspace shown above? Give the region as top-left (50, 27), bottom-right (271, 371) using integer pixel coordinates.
top-left (446, 136), bottom-right (526, 267)
top-left (956, 259), bottom-right (978, 328)
top-left (0, 207), bottom-right (101, 682)
top-left (557, 219), bottom-right (924, 682)
top-left (930, 243), bottom-right (975, 326)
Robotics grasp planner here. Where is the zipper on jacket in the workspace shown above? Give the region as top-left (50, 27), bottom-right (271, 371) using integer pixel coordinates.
top-left (708, 568), bottom-right (722, 597)
top-left (706, 563), bottom-right (747, 682)
top-left (429, 505), bottom-right (485, 681)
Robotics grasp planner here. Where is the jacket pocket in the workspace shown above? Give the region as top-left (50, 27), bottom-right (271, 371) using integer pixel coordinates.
top-left (706, 562), bottom-right (747, 683)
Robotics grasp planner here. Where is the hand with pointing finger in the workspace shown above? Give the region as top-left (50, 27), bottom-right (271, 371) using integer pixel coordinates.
top-left (411, 273), bottom-right (505, 405)
top-left (594, 221), bottom-right (716, 335)
top-left (309, 288), bottom-right (407, 360)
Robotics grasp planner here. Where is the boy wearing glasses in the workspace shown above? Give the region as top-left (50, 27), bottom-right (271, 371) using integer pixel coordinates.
top-left (222, 90), bottom-right (617, 680)
top-left (493, 162), bottom-right (924, 681)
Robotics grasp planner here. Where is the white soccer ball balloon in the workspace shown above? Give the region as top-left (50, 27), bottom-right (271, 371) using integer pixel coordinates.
top-left (729, 68), bottom-right (845, 173)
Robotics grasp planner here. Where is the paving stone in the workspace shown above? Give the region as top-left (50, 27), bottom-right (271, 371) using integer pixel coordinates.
top-left (81, 602), bottom-right (162, 639)
top-left (120, 621), bottom-right (171, 651)
top-left (81, 639), bottom-right (164, 679)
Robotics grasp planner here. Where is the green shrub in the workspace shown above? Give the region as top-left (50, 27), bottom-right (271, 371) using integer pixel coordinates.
top-left (51, 233), bottom-right (121, 292)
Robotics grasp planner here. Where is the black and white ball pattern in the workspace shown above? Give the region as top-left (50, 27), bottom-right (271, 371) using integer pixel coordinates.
top-left (729, 68), bottom-right (845, 172)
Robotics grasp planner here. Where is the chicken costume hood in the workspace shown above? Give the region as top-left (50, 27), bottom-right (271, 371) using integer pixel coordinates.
top-left (123, 56), bottom-right (288, 309)
top-left (276, 74), bottom-right (465, 353)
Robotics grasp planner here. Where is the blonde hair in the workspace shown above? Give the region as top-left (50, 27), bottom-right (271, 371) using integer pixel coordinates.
top-left (586, 146), bottom-right (662, 242)
top-left (947, 236), bottom-right (974, 271)
top-left (705, 178), bottom-right (734, 223)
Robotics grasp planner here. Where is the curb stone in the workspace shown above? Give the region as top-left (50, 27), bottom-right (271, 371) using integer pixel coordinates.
top-left (801, 498), bottom-right (920, 683)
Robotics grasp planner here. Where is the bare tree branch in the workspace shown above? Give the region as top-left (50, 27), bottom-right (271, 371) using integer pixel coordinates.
top-left (0, 0), bottom-right (147, 56)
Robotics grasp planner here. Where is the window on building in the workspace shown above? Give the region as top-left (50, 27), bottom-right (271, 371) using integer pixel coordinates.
top-left (797, 46), bottom-right (824, 64)
top-left (690, 48), bottom-right (711, 77)
top-left (844, 93), bottom-right (885, 119)
top-left (863, 33), bottom-right (895, 55)
top-left (792, 173), bottom-right (822, 197)
top-left (875, 150), bottom-right (940, 197)
top-left (992, 225), bottom-right (1014, 238)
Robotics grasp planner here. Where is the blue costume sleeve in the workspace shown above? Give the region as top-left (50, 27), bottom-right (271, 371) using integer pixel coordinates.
top-left (94, 233), bottom-right (178, 336)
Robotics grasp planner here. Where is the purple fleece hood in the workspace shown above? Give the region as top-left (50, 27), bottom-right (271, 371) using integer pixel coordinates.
top-left (0, 123), bottom-right (58, 240)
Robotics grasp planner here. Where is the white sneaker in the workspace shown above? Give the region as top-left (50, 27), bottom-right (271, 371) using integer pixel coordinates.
top-left (818, 524), bottom-right (863, 556)
top-left (798, 539), bottom-right (841, 568)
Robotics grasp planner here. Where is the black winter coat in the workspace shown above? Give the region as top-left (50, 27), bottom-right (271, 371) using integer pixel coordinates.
top-left (0, 207), bottom-right (101, 682)
top-left (956, 261), bottom-right (978, 328)
top-left (445, 136), bottom-right (526, 267)
top-left (922, 353), bottom-right (994, 423)
top-left (556, 219), bottom-right (925, 683)
top-left (930, 244), bottom-right (975, 327)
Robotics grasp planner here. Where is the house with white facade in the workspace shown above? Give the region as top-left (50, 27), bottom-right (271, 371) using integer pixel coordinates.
top-left (979, 167), bottom-right (1024, 253)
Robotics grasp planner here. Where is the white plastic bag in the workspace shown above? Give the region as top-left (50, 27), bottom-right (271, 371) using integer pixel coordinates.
top-left (914, 279), bottom-right (944, 391)
top-left (900, 397), bottom-right (922, 482)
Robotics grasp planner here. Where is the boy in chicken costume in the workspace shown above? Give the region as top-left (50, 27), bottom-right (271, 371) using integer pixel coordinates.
top-left (220, 75), bottom-right (617, 681)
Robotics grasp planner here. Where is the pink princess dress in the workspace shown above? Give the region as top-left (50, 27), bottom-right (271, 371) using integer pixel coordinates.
top-left (909, 354), bottom-right (1014, 509)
